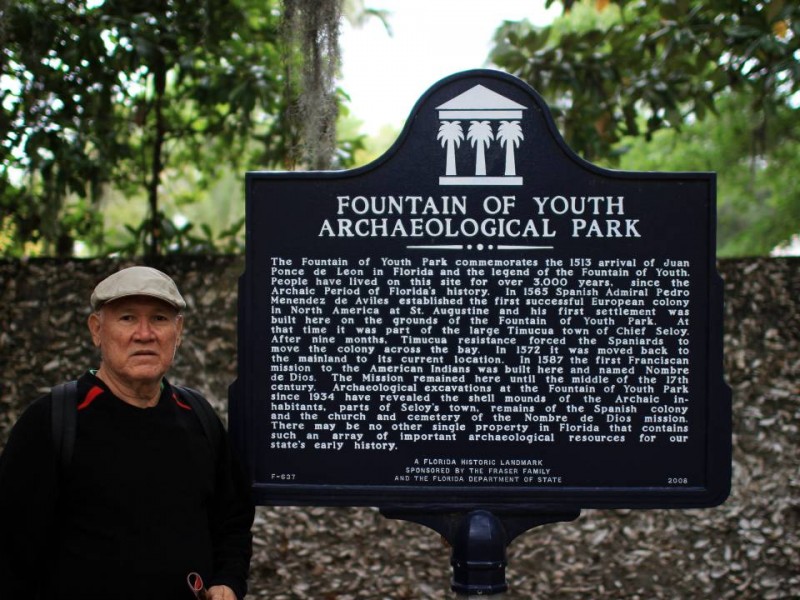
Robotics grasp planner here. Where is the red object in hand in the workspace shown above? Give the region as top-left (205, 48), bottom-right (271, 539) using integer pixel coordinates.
top-left (187, 572), bottom-right (208, 599)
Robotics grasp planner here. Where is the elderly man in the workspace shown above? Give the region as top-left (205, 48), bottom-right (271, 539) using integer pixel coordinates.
top-left (0, 266), bottom-right (254, 600)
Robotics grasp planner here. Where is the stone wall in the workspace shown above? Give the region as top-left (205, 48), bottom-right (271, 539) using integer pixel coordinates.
top-left (1, 257), bottom-right (798, 599)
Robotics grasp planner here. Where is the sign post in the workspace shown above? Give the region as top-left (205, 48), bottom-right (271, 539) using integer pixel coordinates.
top-left (230, 69), bottom-right (731, 594)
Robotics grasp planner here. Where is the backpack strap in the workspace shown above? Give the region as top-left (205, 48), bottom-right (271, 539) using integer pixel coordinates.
top-left (51, 380), bottom-right (78, 473)
top-left (174, 385), bottom-right (223, 458)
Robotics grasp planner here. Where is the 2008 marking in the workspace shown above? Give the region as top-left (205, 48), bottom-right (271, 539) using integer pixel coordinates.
top-left (667, 477), bottom-right (688, 485)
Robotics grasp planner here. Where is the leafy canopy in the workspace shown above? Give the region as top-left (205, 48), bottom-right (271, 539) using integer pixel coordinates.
top-left (1, 0), bottom-right (299, 257)
top-left (490, 0), bottom-right (800, 255)
top-left (491, 0), bottom-right (799, 160)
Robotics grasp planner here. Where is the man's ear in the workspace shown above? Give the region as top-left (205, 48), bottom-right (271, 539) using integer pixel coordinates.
top-left (175, 314), bottom-right (184, 347)
top-left (88, 312), bottom-right (102, 347)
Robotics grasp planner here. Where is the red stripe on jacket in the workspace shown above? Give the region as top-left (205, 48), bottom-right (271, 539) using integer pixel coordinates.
top-left (77, 386), bottom-right (104, 411)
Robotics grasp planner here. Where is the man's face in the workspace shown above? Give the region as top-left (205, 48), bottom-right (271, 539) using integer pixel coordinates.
top-left (88, 296), bottom-right (184, 386)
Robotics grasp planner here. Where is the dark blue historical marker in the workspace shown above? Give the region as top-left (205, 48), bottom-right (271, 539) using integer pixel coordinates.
top-left (229, 69), bottom-right (731, 593)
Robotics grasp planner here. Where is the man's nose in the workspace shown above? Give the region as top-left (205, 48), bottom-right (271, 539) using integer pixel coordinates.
top-left (133, 319), bottom-right (156, 339)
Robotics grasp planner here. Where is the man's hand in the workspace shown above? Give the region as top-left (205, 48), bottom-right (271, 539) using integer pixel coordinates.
top-left (205, 584), bottom-right (237, 600)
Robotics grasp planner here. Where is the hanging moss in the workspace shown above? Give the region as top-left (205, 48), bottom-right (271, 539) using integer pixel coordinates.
top-left (282, 0), bottom-right (342, 170)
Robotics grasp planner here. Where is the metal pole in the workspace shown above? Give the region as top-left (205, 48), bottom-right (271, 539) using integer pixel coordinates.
top-left (451, 510), bottom-right (508, 596)
top-left (381, 506), bottom-right (581, 597)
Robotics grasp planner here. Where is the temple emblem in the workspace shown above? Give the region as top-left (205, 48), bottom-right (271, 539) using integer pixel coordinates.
top-left (436, 84), bottom-right (526, 186)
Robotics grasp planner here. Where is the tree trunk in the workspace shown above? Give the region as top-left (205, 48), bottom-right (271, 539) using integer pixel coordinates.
top-left (505, 143), bottom-right (516, 176)
top-left (147, 55), bottom-right (167, 259)
top-left (475, 144), bottom-right (487, 176)
top-left (446, 142), bottom-right (457, 176)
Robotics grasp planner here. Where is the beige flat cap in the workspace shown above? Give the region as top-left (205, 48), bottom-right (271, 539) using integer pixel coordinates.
top-left (90, 266), bottom-right (186, 311)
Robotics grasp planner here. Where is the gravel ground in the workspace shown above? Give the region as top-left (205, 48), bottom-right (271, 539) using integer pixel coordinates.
top-left (1, 257), bottom-right (798, 599)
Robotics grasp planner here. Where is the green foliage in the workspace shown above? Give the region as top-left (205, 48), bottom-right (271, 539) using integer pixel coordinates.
top-left (349, 124), bottom-right (400, 168)
top-left (491, 0), bottom-right (800, 254)
top-left (109, 211), bottom-right (246, 256)
top-left (1, 0), bottom-right (366, 258)
top-left (492, 0), bottom-right (799, 160)
top-left (0, 0), bottom-right (297, 257)
top-left (616, 94), bottom-right (800, 256)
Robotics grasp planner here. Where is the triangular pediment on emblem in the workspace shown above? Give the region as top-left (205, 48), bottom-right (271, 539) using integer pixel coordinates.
top-left (437, 84), bottom-right (527, 111)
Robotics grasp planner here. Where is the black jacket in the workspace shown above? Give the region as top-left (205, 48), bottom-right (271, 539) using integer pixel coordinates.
top-left (0, 372), bottom-right (254, 599)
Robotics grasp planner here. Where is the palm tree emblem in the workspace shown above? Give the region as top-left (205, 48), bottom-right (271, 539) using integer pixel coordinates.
top-left (436, 84), bottom-right (527, 186)
top-left (497, 121), bottom-right (524, 176)
top-left (437, 121), bottom-right (464, 176)
top-left (467, 121), bottom-right (494, 176)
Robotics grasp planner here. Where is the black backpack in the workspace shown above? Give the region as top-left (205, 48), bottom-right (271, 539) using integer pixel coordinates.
top-left (50, 381), bottom-right (222, 472)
